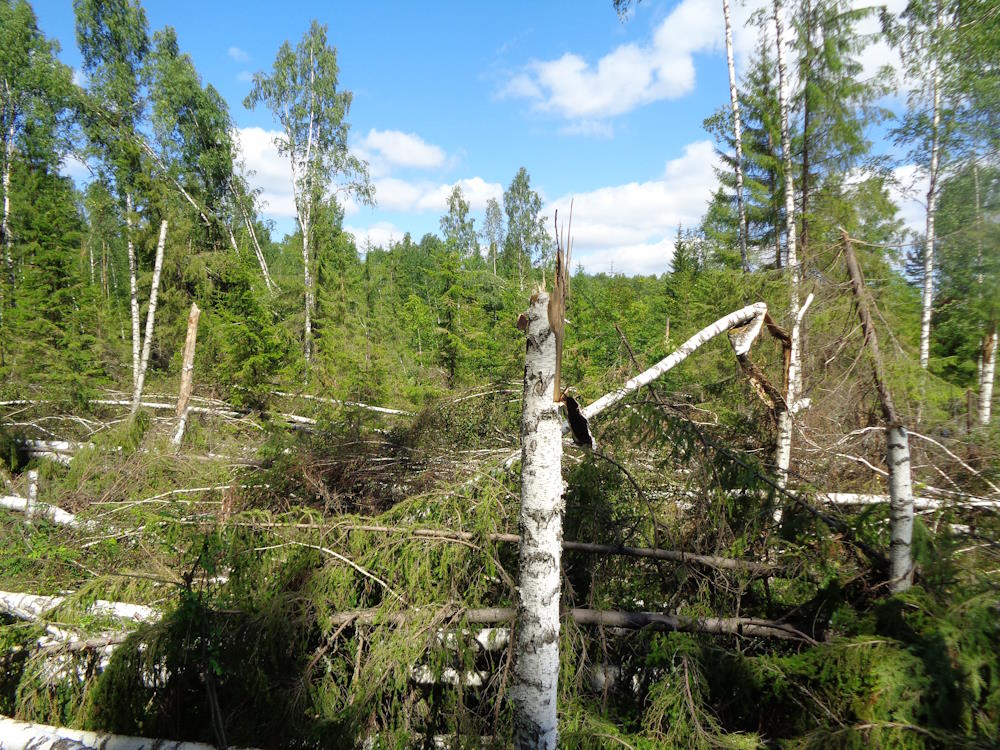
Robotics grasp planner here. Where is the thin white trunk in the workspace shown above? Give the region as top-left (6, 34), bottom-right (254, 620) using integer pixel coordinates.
top-left (512, 291), bottom-right (563, 750)
top-left (887, 425), bottom-right (915, 591)
top-left (723, 0), bottom-right (748, 272)
top-left (843, 233), bottom-right (914, 592)
top-left (131, 220), bottom-right (168, 415)
top-left (126, 192), bottom-right (140, 389)
top-left (302, 212), bottom-right (313, 365)
top-left (583, 303), bottom-right (768, 421)
top-left (2, 116), bottom-right (12, 273)
top-left (230, 183), bottom-right (276, 292)
top-left (980, 326), bottom-right (996, 425)
top-left (773, 0), bottom-right (804, 490)
top-left (919, 5), bottom-right (942, 369)
top-left (88, 239), bottom-right (95, 284)
top-left (776, 293), bottom-right (814, 487)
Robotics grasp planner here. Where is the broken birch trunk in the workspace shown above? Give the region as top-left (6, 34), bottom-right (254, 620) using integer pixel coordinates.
top-left (512, 290), bottom-right (564, 750)
top-left (844, 232), bottom-right (915, 592)
top-left (173, 302), bottom-right (201, 446)
top-left (131, 220), bottom-right (168, 416)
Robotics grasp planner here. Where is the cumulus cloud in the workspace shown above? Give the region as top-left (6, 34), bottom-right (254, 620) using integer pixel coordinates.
top-left (237, 126), bottom-right (501, 225)
top-left (228, 46), bottom-right (250, 63)
top-left (344, 221), bottom-right (405, 251)
top-left (546, 140), bottom-right (719, 274)
top-left (501, 0), bottom-right (731, 121)
top-left (355, 129), bottom-right (447, 172)
top-left (236, 126), bottom-right (296, 218)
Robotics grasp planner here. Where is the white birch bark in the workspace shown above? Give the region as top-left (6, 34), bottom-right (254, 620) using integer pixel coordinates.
top-left (582, 303), bottom-right (768, 422)
top-left (131, 220), bottom-right (168, 415)
top-left (231, 184), bottom-right (275, 292)
top-left (0, 495), bottom-right (82, 527)
top-left (723, 0), bottom-right (749, 272)
top-left (512, 291), bottom-right (564, 750)
top-left (843, 233), bottom-right (914, 592)
top-left (919, 4), bottom-right (943, 369)
top-left (126, 192), bottom-right (140, 389)
top-left (773, 0), bottom-right (805, 490)
top-left (2, 114), bottom-right (12, 273)
top-left (775, 294), bottom-right (814, 487)
top-left (887, 425), bottom-right (915, 591)
top-left (0, 715), bottom-right (251, 750)
top-left (980, 327), bottom-right (996, 425)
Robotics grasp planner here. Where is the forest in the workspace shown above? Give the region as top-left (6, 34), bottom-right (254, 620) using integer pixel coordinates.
top-left (0, 0), bottom-right (998, 747)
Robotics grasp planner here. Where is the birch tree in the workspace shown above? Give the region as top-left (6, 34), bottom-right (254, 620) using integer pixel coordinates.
top-left (481, 197), bottom-right (504, 276)
top-left (722, 0), bottom-right (749, 272)
top-left (244, 21), bottom-right (373, 369)
top-left (75, 0), bottom-right (149, 388)
top-left (773, 0), bottom-right (804, 487)
top-left (130, 219), bottom-right (167, 415)
top-left (843, 232), bottom-right (915, 592)
top-left (512, 290), bottom-right (563, 749)
top-left (894, 0), bottom-right (948, 370)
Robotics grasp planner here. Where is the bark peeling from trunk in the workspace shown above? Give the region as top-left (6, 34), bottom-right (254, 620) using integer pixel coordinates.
top-left (512, 291), bottom-right (564, 750)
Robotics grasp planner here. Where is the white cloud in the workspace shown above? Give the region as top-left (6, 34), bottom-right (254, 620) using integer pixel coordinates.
top-left (237, 70), bottom-right (254, 83)
top-left (546, 140), bottom-right (719, 274)
top-left (890, 164), bottom-right (928, 234)
top-left (237, 126), bottom-right (501, 226)
top-left (344, 221), bottom-right (404, 251)
top-left (502, 0), bottom-right (727, 121)
top-left (228, 46), bottom-right (250, 63)
top-left (236, 126), bottom-right (296, 218)
top-left (60, 153), bottom-right (92, 183)
top-left (559, 120), bottom-right (614, 138)
top-left (71, 68), bottom-right (87, 88)
top-left (356, 129), bottom-right (446, 171)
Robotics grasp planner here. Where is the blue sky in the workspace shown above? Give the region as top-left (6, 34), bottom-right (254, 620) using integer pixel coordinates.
top-left (32, 0), bottom-right (919, 274)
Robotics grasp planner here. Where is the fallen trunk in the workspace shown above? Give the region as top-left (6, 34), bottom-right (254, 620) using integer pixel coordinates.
top-left (0, 716), bottom-right (255, 750)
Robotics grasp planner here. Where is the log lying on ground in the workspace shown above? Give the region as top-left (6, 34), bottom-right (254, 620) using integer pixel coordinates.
top-left (335, 523), bottom-right (775, 574)
top-left (821, 492), bottom-right (1000, 512)
top-left (0, 494), bottom-right (82, 527)
top-left (324, 606), bottom-right (814, 643)
top-left (0, 715), bottom-right (257, 750)
top-left (0, 590), bottom-right (158, 624)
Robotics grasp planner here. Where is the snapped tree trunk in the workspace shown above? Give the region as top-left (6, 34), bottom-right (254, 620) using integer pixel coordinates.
top-left (173, 302), bottom-right (201, 446)
top-left (131, 220), bottom-right (168, 416)
top-left (919, 3), bottom-right (942, 369)
top-left (582, 303), bottom-right (768, 422)
top-left (843, 232), bottom-right (915, 592)
top-left (723, 0), bottom-right (748, 272)
top-left (512, 291), bottom-right (563, 750)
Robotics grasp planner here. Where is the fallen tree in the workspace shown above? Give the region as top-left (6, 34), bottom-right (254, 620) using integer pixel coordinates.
top-left (0, 715), bottom-right (256, 750)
